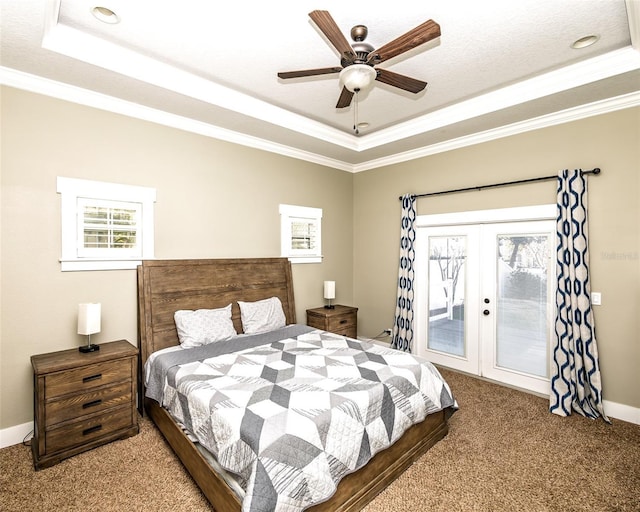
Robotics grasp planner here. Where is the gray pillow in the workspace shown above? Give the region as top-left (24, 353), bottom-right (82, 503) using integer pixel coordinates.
top-left (174, 304), bottom-right (237, 348)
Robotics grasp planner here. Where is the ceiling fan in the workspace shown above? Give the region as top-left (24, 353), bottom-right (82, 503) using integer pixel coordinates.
top-left (277, 10), bottom-right (441, 109)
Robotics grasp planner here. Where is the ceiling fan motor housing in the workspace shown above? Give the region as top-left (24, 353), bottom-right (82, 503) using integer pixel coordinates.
top-left (342, 25), bottom-right (375, 67)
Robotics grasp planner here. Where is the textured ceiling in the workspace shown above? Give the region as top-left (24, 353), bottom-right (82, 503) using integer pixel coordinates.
top-left (1, 0), bottom-right (639, 171)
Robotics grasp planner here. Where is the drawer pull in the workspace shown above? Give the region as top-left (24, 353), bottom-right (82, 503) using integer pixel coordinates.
top-left (340, 319), bottom-right (347, 324)
top-left (82, 425), bottom-right (103, 436)
top-left (82, 399), bottom-right (102, 409)
top-left (82, 373), bottom-right (102, 383)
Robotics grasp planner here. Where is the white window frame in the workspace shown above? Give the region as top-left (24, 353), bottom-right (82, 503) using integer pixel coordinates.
top-left (57, 177), bottom-right (156, 271)
top-left (279, 204), bottom-right (323, 264)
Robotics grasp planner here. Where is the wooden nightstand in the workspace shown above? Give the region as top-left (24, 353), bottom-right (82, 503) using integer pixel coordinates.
top-left (31, 339), bottom-right (139, 470)
top-left (306, 305), bottom-right (358, 338)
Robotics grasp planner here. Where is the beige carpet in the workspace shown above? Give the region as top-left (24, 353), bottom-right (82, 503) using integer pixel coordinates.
top-left (1, 369), bottom-right (638, 511)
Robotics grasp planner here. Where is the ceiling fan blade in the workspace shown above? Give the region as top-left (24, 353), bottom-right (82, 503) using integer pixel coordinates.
top-left (375, 68), bottom-right (427, 93)
top-left (278, 67), bottom-right (343, 79)
top-left (336, 87), bottom-right (354, 108)
top-left (367, 19), bottom-right (441, 64)
top-left (309, 10), bottom-right (355, 63)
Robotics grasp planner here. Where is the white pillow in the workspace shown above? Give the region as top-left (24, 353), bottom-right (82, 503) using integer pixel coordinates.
top-left (238, 296), bottom-right (286, 334)
top-left (174, 304), bottom-right (237, 348)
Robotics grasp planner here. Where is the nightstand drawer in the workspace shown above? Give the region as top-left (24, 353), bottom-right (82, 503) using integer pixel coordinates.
top-left (45, 381), bottom-right (133, 427)
top-left (45, 359), bottom-right (133, 399)
top-left (332, 326), bottom-right (357, 338)
top-left (306, 305), bottom-right (358, 338)
top-left (45, 404), bottom-right (133, 454)
top-left (327, 314), bottom-right (356, 333)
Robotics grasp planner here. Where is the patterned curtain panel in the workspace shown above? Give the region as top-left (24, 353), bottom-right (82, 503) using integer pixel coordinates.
top-left (550, 170), bottom-right (609, 422)
top-left (391, 194), bottom-right (416, 352)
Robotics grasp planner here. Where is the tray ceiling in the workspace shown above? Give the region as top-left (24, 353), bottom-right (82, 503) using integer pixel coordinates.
top-left (1, 0), bottom-right (639, 171)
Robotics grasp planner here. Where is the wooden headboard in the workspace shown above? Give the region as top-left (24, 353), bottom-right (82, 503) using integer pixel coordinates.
top-left (137, 258), bottom-right (296, 367)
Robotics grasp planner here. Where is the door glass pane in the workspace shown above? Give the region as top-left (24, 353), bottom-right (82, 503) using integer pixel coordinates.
top-left (496, 234), bottom-right (550, 377)
top-left (428, 236), bottom-right (466, 356)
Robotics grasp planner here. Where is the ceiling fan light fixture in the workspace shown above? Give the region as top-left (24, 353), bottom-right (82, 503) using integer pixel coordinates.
top-left (339, 64), bottom-right (376, 93)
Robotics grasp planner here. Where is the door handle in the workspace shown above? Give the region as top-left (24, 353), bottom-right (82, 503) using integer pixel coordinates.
top-left (483, 309), bottom-right (490, 316)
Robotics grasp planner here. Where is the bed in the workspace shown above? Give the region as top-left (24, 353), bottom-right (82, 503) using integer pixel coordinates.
top-left (138, 258), bottom-right (456, 512)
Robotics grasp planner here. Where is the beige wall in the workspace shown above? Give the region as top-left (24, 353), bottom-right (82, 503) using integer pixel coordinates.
top-left (0, 87), bottom-right (354, 428)
top-left (353, 107), bottom-right (640, 409)
top-left (1, 86), bottom-right (638, 431)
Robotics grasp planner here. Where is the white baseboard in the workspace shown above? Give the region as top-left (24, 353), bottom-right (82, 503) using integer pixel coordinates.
top-left (0, 421), bottom-right (33, 449)
top-left (603, 400), bottom-right (640, 425)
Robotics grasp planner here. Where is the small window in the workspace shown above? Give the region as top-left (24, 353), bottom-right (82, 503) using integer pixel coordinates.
top-left (57, 177), bottom-right (156, 271)
top-left (77, 198), bottom-right (141, 258)
top-left (279, 204), bottom-right (322, 264)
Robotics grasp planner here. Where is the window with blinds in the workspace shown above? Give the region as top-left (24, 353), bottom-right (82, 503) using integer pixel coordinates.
top-left (291, 219), bottom-right (317, 250)
top-left (77, 198), bottom-right (141, 258)
top-left (280, 204), bottom-right (323, 263)
top-left (57, 177), bottom-right (156, 271)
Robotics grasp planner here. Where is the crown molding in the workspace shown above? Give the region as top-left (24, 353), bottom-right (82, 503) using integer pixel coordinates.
top-left (352, 90), bottom-right (640, 172)
top-left (627, 0), bottom-right (640, 51)
top-left (356, 46), bottom-right (640, 152)
top-left (41, 19), bottom-right (357, 152)
top-left (0, 66), bottom-right (353, 172)
top-left (2, 66), bottom-right (639, 174)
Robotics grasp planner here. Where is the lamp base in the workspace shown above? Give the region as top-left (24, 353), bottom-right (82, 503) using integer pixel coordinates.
top-left (324, 305), bottom-right (335, 309)
top-left (79, 344), bottom-right (100, 353)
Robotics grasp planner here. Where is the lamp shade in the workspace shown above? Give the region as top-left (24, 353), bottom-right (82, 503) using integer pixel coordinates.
top-left (78, 303), bottom-right (101, 335)
top-left (323, 281), bottom-right (336, 300)
top-left (339, 64), bottom-right (376, 93)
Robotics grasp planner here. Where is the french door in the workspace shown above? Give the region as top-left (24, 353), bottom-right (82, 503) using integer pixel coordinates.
top-left (414, 216), bottom-right (555, 395)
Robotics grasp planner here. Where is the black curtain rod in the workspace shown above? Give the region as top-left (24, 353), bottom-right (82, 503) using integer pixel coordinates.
top-left (399, 168), bottom-right (601, 200)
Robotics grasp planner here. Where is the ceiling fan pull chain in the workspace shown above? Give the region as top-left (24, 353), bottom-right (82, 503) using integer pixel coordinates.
top-left (354, 89), bottom-right (360, 134)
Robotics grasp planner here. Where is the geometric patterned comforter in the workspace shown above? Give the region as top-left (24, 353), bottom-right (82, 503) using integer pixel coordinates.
top-left (157, 329), bottom-right (457, 512)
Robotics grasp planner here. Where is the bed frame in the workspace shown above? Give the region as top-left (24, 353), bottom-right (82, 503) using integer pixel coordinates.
top-left (138, 258), bottom-right (451, 512)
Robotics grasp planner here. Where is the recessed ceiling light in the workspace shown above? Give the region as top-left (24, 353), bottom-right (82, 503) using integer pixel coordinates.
top-left (357, 122), bottom-right (370, 129)
top-left (91, 6), bottom-right (120, 24)
top-left (571, 34), bottom-right (599, 49)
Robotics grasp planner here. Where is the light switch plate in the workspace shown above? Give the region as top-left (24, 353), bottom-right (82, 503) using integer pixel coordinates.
top-left (591, 292), bottom-right (602, 305)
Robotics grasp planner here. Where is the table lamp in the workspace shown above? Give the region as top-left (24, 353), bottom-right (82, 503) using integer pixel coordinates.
top-left (324, 281), bottom-right (335, 309)
top-left (78, 303), bottom-right (101, 353)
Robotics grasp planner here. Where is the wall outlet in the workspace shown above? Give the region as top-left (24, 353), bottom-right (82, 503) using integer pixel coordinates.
top-left (383, 328), bottom-right (392, 336)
